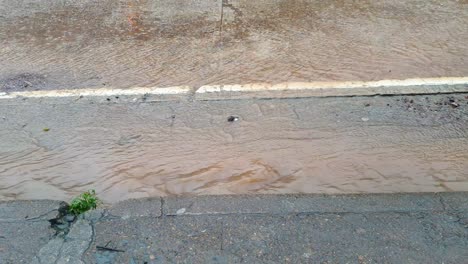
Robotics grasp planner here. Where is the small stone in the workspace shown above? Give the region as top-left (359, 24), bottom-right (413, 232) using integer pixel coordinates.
top-left (64, 214), bottom-right (76, 222)
top-left (449, 102), bottom-right (459, 108)
top-left (176, 208), bottom-right (186, 215)
top-left (56, 223), bottom-right (69, 230)
top-left (356, 228), bottom-right (366, 234)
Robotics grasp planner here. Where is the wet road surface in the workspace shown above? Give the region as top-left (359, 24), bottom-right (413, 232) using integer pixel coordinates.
top-left (1, 0), bottom-right (468, 203)
top-left (1, 0), bottom-right (468, 91)
top-left (1, 94), bottom-right (467, 203)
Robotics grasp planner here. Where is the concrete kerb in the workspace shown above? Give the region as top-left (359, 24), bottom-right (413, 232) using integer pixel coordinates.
top-left (1, 193), bottom-right (467, 222)
top-left (94, 193), bottom-right (465, 219)
top-left (163, 193), bottom-right (449, 216)
top-left (0, 77), bottom-right (467, 103)
top-left (102, 192), bottom-right (466, 217)
top-left (107, 197), bottom-right (163, 219)
top-left (92, 192), bottom-right (468, 218)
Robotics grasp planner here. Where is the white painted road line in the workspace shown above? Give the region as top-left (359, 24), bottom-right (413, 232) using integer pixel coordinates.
top-left (0, 86), bottom-right (192, 99)
top-left (0, 77), bottom-right (467, 100)
top-left (196, 77), bottom-right (468, 93)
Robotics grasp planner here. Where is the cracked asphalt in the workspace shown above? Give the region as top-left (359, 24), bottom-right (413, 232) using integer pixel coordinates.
top-left (0, 193), bottom-right (467, 263)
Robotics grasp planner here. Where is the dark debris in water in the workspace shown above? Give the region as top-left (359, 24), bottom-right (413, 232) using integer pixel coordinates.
top-left (227, 116), bottom-right (239, 122)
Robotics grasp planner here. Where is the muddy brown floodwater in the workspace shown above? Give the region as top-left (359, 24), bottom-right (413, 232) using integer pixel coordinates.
top-left (1, 94), bottom-right (467, 203)
top-left (1, 0), bottom-right (468, 203)
top-left (1, 0), bottom-right (468, 91)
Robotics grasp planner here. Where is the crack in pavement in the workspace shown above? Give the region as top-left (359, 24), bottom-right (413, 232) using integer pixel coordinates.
top-left (32, 210), bottom-right (104, 264)
top-left (438, 193), bottom-right (448, 211)
top-left (220, 220), bottom-right (224, 251)
top-left (53, 239), bottom-right (65, 264)
top-left (77, 224), bottom-right (95, 263)
top-left (24, 209), bottom-right (60, 222)
top-left (160, 197), bottom-right (164, 218)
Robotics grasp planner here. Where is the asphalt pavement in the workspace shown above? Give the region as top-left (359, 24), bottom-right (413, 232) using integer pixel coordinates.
top-left (0, 192), bottom-right (467, 263)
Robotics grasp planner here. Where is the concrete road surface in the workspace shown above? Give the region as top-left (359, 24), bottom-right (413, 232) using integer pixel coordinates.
top-left (0, 192), bottom-right (467, 263)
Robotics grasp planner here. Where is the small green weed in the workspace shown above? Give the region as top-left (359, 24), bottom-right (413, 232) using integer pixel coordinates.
top-left (68, 190), bottom-right (100, 215)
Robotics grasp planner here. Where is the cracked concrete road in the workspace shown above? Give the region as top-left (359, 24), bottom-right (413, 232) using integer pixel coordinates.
top-left (0, 193), bottom-right (467, 263)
